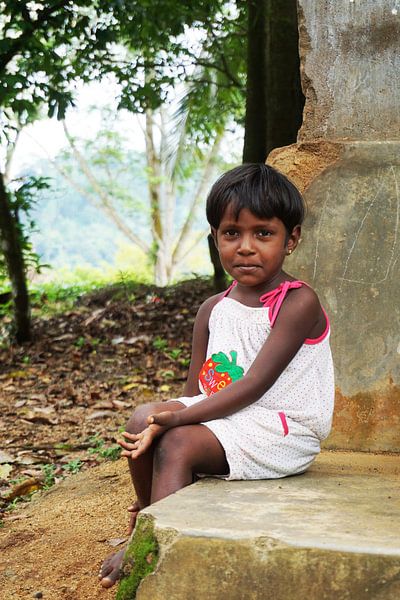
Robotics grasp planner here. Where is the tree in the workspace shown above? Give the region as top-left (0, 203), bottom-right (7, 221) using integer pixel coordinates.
top-left (37, 107), bottom-right (225, 285)
top-left (0, 0), bottom-right (246, 339)
top-left (242, 0), bottom-right (304, 162)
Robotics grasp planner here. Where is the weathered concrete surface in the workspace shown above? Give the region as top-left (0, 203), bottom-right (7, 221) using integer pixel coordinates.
top-left (270, 141), bottom-right (400, 452)
top-left (118, 452), bottom-right (400, 600)
top-left (268, 1), bottom-right (400, 452)
top-left (297, 1), bottom-right (400, 141)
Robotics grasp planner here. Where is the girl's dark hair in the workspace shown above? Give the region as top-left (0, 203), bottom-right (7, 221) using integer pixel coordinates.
top-left (206, 163), bottom-right (305, 233)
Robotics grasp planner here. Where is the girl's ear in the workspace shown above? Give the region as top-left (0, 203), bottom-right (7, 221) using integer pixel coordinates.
top-left (286, 225), bottom-right (301, 255)
top-left (211, 227), bottom-right (218, 247)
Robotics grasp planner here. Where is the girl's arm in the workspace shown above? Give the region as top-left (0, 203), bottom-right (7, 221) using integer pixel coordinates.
top-left (151, 286), bottom-right (324, 427)
top-left (182, 292), bottom-right (224, 397)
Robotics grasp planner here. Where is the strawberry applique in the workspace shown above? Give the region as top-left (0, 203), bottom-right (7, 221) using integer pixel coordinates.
top-left (199, 350), bottom-right (244, 396)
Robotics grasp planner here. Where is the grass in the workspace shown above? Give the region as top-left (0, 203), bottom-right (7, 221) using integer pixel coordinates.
top-left (2, 437), bottom-right (121, 515)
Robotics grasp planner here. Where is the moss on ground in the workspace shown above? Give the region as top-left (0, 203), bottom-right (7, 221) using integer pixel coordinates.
top-left (116, 515), bottom-right (159, 600)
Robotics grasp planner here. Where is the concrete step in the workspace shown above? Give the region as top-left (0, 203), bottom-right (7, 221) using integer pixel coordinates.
top-left (116, 451), bottom-right (400, 600)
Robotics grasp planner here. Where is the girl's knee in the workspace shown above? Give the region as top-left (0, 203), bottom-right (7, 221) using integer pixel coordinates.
top-left (154, 428), bottom-right (192, 467)
top-left (126, 403), bottom-right (157, 434)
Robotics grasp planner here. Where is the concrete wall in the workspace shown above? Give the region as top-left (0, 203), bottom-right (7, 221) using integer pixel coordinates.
top-left (297, 1), bottom-right (400, 141)
top-left (269, 1), bottom-right (400, 451)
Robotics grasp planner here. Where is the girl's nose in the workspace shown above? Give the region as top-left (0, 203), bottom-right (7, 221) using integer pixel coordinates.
top-left (238, 234), bottom-right (255, 254)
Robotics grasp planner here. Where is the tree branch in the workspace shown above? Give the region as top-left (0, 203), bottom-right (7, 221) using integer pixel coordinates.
top-left (61, 122), bottom-right (150, 254)
top-left (171, 129), bottom-right (224, 267)
top-left (0, 0), bottom-right (70, 73)
top-left (144, 107), bottom-right (163, 244)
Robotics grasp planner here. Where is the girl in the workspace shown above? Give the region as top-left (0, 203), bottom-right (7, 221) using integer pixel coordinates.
top-left (99, 163), bottom-right (334, 588)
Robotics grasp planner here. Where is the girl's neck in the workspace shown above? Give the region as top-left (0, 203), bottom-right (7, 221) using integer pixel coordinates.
top-left (230, 271), bottom-right (295, 307)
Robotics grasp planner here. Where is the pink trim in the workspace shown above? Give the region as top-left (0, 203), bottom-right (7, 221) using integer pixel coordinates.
top-left (259, 281), bottom-right (303, 327)
top-left (222, 280), bottom-right (237, 298)
top-left (278, 411), bottom-right (289, 436)
top-left (304, 307), bottom-right (330, 345)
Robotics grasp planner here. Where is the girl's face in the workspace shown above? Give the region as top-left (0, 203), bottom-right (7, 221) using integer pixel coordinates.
top-left (213, 205), bottom-right (300, 289)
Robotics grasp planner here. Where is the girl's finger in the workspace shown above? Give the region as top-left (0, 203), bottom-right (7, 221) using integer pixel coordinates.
top-left (122, 431), bottom-right (140, 441)
top-left (121, 450), bottom-right (133, 457)
top-left (118, 439), bottom-right (139, 451)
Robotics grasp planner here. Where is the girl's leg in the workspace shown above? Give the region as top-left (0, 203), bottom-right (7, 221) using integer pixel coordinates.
top-left (124, 400), bottom-right (186, 524)
top-left (99, 400), bottom-right (185, 588)
top-left (151, 424), bottom-right (228, 502)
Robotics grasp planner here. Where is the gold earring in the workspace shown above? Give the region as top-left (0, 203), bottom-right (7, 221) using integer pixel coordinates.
top-left (288, 249), bottom-right (292, 255)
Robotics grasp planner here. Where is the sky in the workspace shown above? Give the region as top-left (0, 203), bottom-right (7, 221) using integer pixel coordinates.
top-left (10, 80), bottom-right (146, 178)
top-left (10, 78), bottom-right (243, 179)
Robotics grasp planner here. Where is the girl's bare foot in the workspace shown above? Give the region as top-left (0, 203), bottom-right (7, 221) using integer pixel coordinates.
top-left (99, 548), bottom-right (125, 588)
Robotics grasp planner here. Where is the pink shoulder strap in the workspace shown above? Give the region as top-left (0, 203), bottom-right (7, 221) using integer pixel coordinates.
top-left (222, 280), bottom-right (237, 298)
top-left (259, 280), bottom-right (303, 327)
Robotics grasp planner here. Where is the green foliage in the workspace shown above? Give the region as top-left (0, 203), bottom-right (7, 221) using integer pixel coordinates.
top-left (166, 347), bottom-right (182, 361)
top-left (152, 336), bottom-right (168, 352)
top-left (116, 516), bottom-right (159, 600)
top-left (63, 459), bottom-right (84, 474)
top-left (41, 463), bottom-right (57, 490)
top-left (1, 1), bottom-right (246, 137)
top-left (87, 434), bottom-right (121, 461)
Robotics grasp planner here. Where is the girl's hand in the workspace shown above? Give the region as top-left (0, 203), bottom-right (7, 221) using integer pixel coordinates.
top-left (117, 425), bottom-right (161, 459)
top-left (147, 410), bottom-right (180, 428)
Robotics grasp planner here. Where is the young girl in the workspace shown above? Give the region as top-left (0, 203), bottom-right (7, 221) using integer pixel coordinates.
top-left (99, 163), bottom-right (334, 588)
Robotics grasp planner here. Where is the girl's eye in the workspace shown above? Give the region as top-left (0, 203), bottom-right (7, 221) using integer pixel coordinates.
top-left (257, 230), bottom-right (272, 237)
top-left (224, 229), bottom-right (239, 237)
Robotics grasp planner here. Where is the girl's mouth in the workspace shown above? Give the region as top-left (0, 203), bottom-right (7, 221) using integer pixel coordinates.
top-left (235, 265), bottom-right (260, 273)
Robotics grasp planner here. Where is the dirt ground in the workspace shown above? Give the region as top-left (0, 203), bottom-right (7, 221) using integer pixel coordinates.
top-left (0, 459), bottom-right (131, 600)
top-left (0, 278), bottom-right (214, 600)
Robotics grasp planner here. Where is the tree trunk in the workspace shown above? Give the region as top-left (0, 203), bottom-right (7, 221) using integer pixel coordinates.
top-left (0, 173), bottom-right (31, 342)
top-left (208, 234), bottom-right (227, 292)
top-left (242, 0), bottom-right (304, 162)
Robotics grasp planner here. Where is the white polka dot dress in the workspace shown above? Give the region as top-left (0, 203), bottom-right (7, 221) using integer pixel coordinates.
top-left (177, 281), bottom-right (335, 480)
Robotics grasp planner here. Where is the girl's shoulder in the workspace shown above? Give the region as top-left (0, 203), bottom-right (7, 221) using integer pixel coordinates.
top-left (198, 291), bottom-right (225, 312)
top-left (283, 280), bottom-right (328, 340)
top-left (283, 280), bottom-right (323, 313)
top-left (195, 291), bottom-right (226, 324)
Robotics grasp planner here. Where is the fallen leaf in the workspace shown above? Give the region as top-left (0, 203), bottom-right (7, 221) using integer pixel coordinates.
top-left (23, 408), bottom-right (58, 425)
top-left (8, 370), bottom-right (30, 379)
top-left (92, 400), bottom-right (115, 410)
top-left (124, 335), bottom-right (151, 345)
top-left (86, 411), bottom-right (114, 420)
top-left (0, 450), bottom-right (16, 464)
top-left (15, 399), bottom-right (27, 408)
top-left (107, 537), bottom-right (128, 547)
top-left (111, 336), bottom-right (125, 345)
top-left (159, 384), bottom-right (170, 392)
top-left (83, 308), bottom-right (106, 327)
top-left (112, 399), bottom-right (131, 409)
top-left (53, 333), bottom-right (75, 341)
top-left (29, 394), bottom-right (47, 402)
top-left (0, 464), bottom-right (13, 479)
top-left (122, 382), bottom-right (140, 391)
top-left (3, 477), bottom-right (43, 500)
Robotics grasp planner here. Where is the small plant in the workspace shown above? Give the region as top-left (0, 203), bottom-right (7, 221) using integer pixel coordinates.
top-left (87, 434), bottom-right (121, 461)
top-left (74, 336), bottom-right (86, 348)
top-left (159, 369), bottom-right (175, 380)
top-left (41, 463), bottom-right (57, 490)
top-left (63, 459), bottom-right (83, 474)
top-left (166, 347), bottom-right (182, 360)
top-left (152, 336), bottom-right (168, 352)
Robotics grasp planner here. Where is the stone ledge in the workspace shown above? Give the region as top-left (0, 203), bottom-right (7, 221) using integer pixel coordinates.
top-left (118, 451), bottom-right (400, 600)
